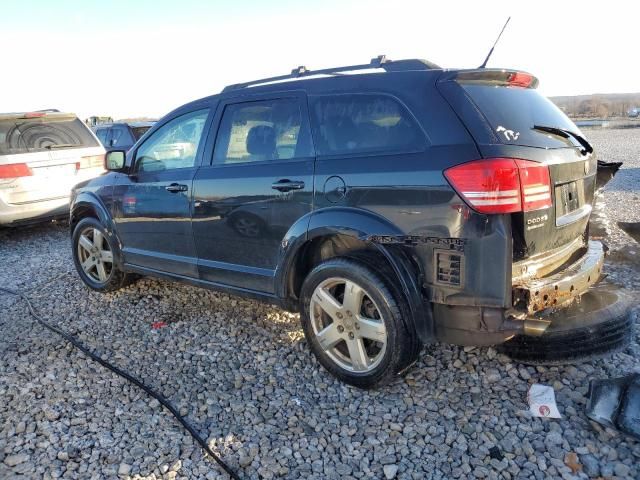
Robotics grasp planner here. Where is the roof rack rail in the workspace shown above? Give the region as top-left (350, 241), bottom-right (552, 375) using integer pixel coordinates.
top-left (222, 56), bottom-right (439, 92)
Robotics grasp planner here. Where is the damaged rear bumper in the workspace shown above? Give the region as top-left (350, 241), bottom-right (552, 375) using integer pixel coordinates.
top-left (433, 239), bottom-right (631, 347)
top-left (512, 240), bottom-right (605, 315)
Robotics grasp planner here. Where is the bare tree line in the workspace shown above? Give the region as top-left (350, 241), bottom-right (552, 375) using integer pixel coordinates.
top-left (551, 93), bottom-right (640, 118)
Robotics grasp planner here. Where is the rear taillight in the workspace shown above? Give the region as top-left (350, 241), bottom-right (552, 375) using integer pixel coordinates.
top-left (516, 159), bottom-right (552, 211)
top-left (22, 112), bottom-right (46, 118)
top-left (0, 163), bottom-right (33, 179)
top-left (76, 154), bottom-right (105, 169)
top-left (444, 158), bottom-right (552, 214)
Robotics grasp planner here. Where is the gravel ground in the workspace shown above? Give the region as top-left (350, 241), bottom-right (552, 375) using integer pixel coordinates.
top-left (1, 129), bottom-right (639, 480)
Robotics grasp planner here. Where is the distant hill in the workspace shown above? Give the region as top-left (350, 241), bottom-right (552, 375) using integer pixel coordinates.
top-left (550, 93), bottom-right (640, 118)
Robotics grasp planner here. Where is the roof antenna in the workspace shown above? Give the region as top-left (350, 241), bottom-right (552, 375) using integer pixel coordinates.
top-left (479, 16), bottom-right (511, 68)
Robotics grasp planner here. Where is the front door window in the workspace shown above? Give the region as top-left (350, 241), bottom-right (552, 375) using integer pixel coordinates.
top-left (136, 110), bottom-right (209, 172)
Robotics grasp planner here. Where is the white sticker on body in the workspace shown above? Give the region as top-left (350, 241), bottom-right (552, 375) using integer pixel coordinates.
top-left (496, 125), bottom-right (520, 141)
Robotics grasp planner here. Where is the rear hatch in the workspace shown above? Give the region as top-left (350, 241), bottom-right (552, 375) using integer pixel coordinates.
top-left (437, 70), bottom-right (596, 261)
top-left (0, 112), bottom-right (104, 204)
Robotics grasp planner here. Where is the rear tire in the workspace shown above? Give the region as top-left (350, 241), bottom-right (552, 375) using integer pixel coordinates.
top-left (72, 217), bottom-right (132, 292)
top-left (299, 257), bottom-right (419, 389)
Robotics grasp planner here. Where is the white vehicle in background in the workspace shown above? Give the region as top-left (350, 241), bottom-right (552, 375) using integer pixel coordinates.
top-left (0, 110), bottom-right (105, 226)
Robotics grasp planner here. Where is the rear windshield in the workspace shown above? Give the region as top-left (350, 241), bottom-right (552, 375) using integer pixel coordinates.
top-left (131, 126), bottom-right (152, 141)
top-left (0, 117), bottom-right (99, 155)
top-left (461, 85), bottom-right (582, 149)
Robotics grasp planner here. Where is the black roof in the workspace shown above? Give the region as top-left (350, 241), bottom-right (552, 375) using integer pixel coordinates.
top-left (163, 56), bottom-right (444, 122)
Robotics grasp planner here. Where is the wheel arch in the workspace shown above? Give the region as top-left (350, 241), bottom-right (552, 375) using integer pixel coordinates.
top-left (276, 207), bottom-right (435, 343)
top-left (70, 193), bottom-right (124, 269)
top-left (70, 192), bottom-right (112, 230)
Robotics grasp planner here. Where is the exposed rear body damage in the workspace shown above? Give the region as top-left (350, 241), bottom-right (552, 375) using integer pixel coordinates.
top-left (431, 68), bottom-right (617, 345)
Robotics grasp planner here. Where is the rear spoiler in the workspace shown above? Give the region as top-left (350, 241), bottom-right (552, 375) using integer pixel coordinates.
top-left (439, 69), bottom-right (539, 89)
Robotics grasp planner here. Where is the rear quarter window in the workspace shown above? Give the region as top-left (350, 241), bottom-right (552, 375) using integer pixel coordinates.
top-left (309, 94), bottom-right (426, 157)
top-left (0, 117), bottom-right (99, 155)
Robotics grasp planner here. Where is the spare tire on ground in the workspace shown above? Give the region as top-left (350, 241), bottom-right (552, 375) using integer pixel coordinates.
top-left (499, 286), bottom-right (635, 365)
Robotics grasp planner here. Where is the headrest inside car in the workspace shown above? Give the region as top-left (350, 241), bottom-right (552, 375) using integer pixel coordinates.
top-left (246, 125), bottom-right (277, 157)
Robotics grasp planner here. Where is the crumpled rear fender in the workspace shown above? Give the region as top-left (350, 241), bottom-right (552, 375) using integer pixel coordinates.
top-left (276, 207), bottom-right (435, 343)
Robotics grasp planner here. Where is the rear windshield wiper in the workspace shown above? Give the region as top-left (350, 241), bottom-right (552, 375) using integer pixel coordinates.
top-left (532, 125), bottom-right (593, 155)
top-left (45, 144), bottom-right (78, 149)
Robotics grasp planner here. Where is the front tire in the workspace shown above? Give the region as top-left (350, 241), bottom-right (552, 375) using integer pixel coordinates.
top-left (299, 258), bottom-right (418, 389)
top-left (72, 217), bottom-right (132, 292)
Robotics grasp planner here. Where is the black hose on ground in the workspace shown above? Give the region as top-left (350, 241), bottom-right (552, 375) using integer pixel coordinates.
top-left (0, 286), bottom-right (241, 480)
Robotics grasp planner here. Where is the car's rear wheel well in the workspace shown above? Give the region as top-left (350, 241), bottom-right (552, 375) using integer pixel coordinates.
top-left (288, 234), bottom-right (403, 306)
top-left (289, 233), bottom-right (425, 358)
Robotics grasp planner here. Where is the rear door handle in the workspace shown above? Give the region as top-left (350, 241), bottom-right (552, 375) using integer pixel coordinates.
top-left (165, 183), bottom-right (188, 193)
top-left (271, 179), bottom-right (305, 192)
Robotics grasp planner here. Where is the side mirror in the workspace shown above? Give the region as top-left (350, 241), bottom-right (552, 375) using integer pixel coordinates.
top-left (105, 150), bottom-right (126, 171)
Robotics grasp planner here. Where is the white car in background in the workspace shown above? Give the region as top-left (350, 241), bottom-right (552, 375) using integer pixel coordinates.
top-left (0, 110), bottom-right (105, 226)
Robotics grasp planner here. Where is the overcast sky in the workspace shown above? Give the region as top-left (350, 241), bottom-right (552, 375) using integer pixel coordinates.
top-left (2, 0), bottom-right (638, 119)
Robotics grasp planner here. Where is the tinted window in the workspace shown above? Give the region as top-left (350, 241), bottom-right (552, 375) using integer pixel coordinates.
top-left (95, 128), bottom-right (110, 145)
top-left (213, 98), bottom-right (310, 165)
top-left (461, 85), bottom-right (582, 149)
top-left (110, 126), bottom-right (133, 147)
top-left (0, 117), bottom-right (99, 155)
top-left (135, 110), bottom-right (208, 172)
top-left (310, 94), bottom-right (425, 156)
top-left (131, 126), bottom-right (152, 141)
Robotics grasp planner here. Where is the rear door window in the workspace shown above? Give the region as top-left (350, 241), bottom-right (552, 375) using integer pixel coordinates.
top-left (0, 117), bottom-right (99, 155)
top-left (213, 98), bottom-right (313, 165)
top-left (309, 94), bottom-right (426, 156)
top-left (460, 85), bottom-right (582, 149)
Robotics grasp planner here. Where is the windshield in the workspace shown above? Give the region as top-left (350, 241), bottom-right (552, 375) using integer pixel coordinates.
top-left (0, 117), bottom-right (99, 155)
top-left (462, 85), bottom-right (583, 149)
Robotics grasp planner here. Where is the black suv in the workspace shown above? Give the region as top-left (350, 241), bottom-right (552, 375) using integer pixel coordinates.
top-left (70, 57), bottom-right (622, 388)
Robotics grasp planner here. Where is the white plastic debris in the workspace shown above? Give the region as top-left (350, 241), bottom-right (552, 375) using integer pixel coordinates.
top-left (528, 383), bottom-right (562, 418)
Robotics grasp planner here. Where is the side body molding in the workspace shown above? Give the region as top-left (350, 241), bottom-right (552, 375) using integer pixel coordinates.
top-left (275, 207), bottom-right (435, 343)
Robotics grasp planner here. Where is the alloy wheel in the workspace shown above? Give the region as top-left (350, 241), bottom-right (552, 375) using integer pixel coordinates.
top-left (77, 227), bottom-right (113, 283)
top-left (309, 277), bottom-right (387, 372)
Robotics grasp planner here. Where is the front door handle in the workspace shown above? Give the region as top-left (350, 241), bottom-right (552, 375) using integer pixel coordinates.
top-left (165, 183), bottom-right (188, 193)
top-left (271, 179), bottom-right (305, 192)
